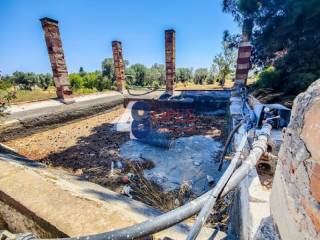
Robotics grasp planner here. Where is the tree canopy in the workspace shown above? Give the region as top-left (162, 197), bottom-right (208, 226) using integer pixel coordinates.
top-left (223, 0), bottom-right (320, 94)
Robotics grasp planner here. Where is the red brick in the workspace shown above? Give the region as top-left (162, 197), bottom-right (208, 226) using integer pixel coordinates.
top-left (112, 41), bottom-right (126, 92)
top-left (165, 30), bottom-right (176, 92)
top-left (40, 17), bottom-right (72, 99)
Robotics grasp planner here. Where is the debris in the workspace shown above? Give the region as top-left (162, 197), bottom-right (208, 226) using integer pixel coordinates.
top-left (207, 175), bottom-right (215, 185)
top-left (110, 161), bottom-right (115, 175)
top-left (74, 169), bottom-right (83, 176)
top-left (120, 175), bottom-right (129, 184)
top-left (116, 160), bottom-right (123, 169)
top-left (193, 161), bottom-right (201, 166)
top-left (122, 185), bottom-right (133, 198)
top-left (127, 173), bottom-right (135, 179)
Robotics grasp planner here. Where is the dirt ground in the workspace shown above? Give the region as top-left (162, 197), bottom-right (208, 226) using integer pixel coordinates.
top-left (4, 105), bottom-right (231, 230)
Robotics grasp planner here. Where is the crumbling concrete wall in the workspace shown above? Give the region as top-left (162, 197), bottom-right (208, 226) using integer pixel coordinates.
top-left (271, 79), bottom-right (320, 239)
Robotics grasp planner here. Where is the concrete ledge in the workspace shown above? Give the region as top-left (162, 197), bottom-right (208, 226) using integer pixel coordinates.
top-left (0, 92), bottom-right (124, 141)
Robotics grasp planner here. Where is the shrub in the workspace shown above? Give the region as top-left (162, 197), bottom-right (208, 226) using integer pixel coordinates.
top-left (11, 71), bottom-right (38, 90)
top-left (254, 67), bottom-right (282, 90)
top-left (83, 72), bottom-right (98, 89)
top-left (0, 78), bottom-right (13, 90)
top-left (37, 74), bottom-right (53, 90)
top-left (69, 73), bottom-right (83, 90)
top-left (96, 75), bottom-right (112, 91)
top-left (0, 90), bottom-right (16, 115)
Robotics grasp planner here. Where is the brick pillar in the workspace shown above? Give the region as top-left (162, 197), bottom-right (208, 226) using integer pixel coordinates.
top-left (165, 29), bottom-right (176, 93)
top-left (234, 29), bottom-right (252, 87)
top-left (40, 17), bottom-right (73, 102)
top-left (112, 41), bottom-right (126, 93)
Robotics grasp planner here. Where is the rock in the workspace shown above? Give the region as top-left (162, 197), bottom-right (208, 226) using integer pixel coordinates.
top-left (121, 185), bottom-right (133, 198)
top-left (120, 175), bottom-right (129, 184)
top-left (207, 175), bottom-right (215, 184)
top-left (116, 161), bottom-right (123, 169)
top-left (193, 161), bottom-right (201, 166)
top-left (74, 169), bottom-right (83, 176)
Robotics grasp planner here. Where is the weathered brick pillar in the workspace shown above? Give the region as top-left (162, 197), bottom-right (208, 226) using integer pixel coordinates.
top-left (271, 79), bottom-right (320, 239)
top-left (165, 29), bottom-right (176, 93)
top-left (40, 17), bottom-right (73, 102)
top-left (234, 29), bottom-right (252, 87)
top-left (112, 41), bottom-right (126, 93)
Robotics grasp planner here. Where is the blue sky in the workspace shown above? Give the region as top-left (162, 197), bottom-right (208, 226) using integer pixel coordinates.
top-left (0, 0), bottom-right (239, 75)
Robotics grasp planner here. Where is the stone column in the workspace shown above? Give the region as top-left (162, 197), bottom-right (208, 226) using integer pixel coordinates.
top-left (270, 79), bottom-right (320, 239)
top-left (112, 41), bottom-right (126, 93)
top-left (165, 29), bottom-right (176, 93)
top-left (234, 28), bottom-right (252, 87)
top-left (40, 17), bottom-right (73, 102)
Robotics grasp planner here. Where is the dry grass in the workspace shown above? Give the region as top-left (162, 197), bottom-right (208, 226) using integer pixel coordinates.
top-left (0, 87), bottom-right (57, 104)
top-left (175, 81), bottom-right (234, 90)
top-left (0, 87), bottom-right (109, 105)
top-left (127, 161), bottom-right (195, 212)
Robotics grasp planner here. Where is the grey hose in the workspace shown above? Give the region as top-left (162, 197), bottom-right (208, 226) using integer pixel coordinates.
top-left (126, 87), bottom-right (159, 96)
top-left (222, 123), bottom-right (271, 195)
top-left (186, 132), bottom-right (248, 240)
top-left (186, 123), bottom-right (272, 239)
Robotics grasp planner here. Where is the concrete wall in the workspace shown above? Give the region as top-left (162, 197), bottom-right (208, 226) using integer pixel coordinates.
top-left (270, 79), bottom-right (320, 239)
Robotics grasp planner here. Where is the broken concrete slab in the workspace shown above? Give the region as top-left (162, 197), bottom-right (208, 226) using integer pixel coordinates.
top-left (120, 135), bottom-right (227, 195)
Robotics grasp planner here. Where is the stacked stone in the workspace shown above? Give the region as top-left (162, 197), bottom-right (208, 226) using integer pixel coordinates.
top-left (112, 41), bottom-right (126, 93)
top-left (40, 17), bottom-right (72, 100)
top-left (234, 34), bottom-right (252, 87)
top-left (165, 30), bottom-right (176, 93)
top-left (271, 79), bottom-right (320, 239)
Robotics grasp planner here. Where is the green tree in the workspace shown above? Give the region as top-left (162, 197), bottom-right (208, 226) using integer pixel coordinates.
top-left (79, 67), bottom-right (86, 77)
top-left (0, 75), bottom-right (13, 90)
top-left (101, 58), bottom-right (115, 83)
top-left (211, 42), bottom-right (236, 86)
top-left (69, 73), bottom-right (83, 90)
top-left (194, 68), bottom-right (209, 85)
top-left (129, 64), bottom-right (147, 86)
top-left (37, 74), bottom-right (53, 90)
top-left (125, 67), bottom-right (136, 86)
top-left (11, 71), bottom-right (38, 90)
top-left (82, 72), bottom-right (99, 89)
top-left (223, 0), bottom-right (320, 94)
top-left (95, 74), bottom-right (112, 91)
top-left (176, 68), bottom-right (193, 83)
top-left (145, 64), bottom-right (165, 87)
